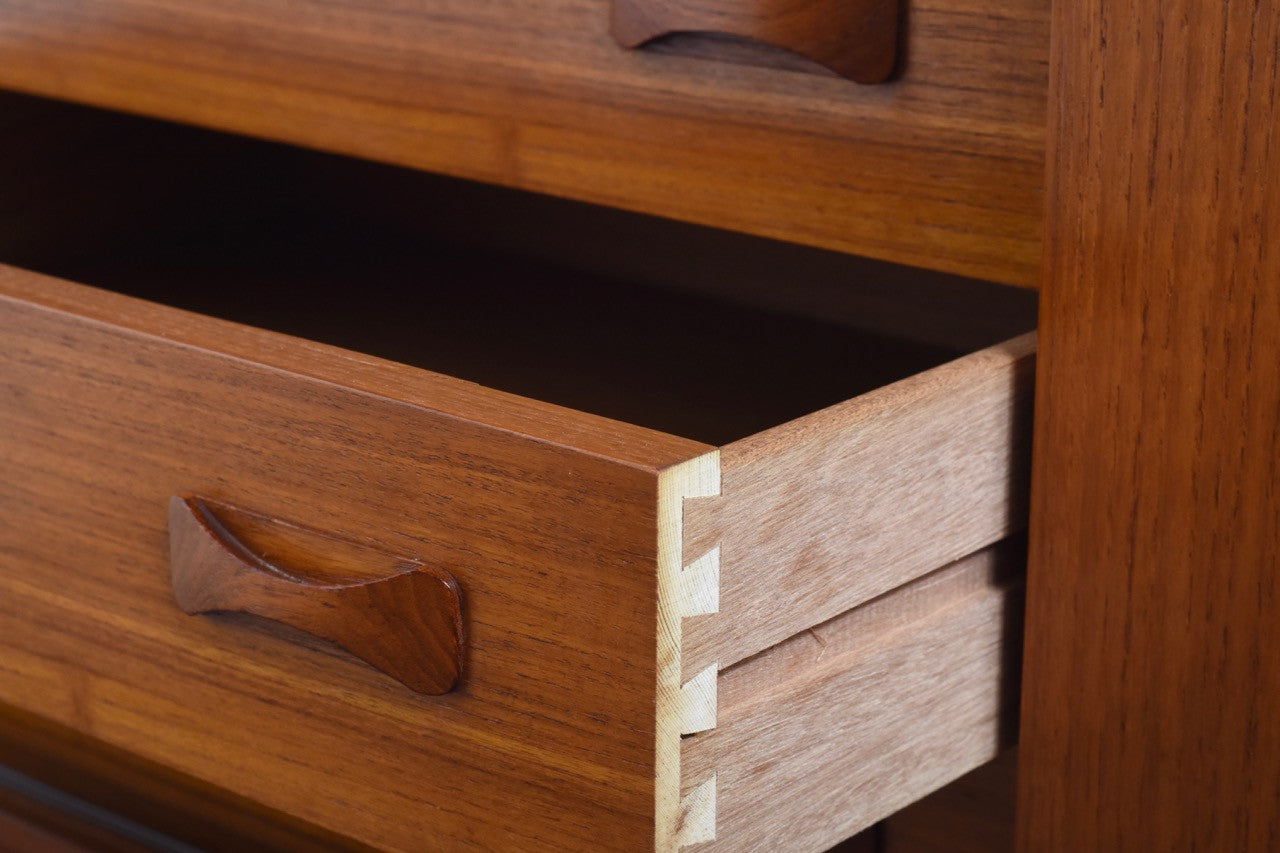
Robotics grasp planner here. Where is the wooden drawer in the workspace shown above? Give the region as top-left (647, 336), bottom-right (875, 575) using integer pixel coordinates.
top-left (0, 0), bottom-right (1049, 286)
top-left (0, 94), bottom-right (1035, 850)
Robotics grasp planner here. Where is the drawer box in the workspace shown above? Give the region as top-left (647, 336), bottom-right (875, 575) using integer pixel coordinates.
top-left (0, 0), bottom-right (1049, 285)
top-left (0, 95), bottom-right (1034, 850)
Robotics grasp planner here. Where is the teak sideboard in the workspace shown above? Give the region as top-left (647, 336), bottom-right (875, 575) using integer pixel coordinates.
top-left (0, 0), bottom-right (1274, 851)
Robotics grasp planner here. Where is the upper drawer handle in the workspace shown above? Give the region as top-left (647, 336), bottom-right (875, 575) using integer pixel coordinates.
top-left (168, 495), bottom-right (464, 695)
top-left (610, 0), bottom-right (899, 84)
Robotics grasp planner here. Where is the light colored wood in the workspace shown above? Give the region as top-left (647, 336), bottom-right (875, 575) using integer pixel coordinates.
top-left (656, 453), bottom-right (721, 850)
top-left (0, 0), bottom-right (1047, 285)
top-left (683, 544), bottom-right (1022, 851)
top-left (0, 265), bottom-right (710, 851)
top-left (683, 333), bottom-right (1035, 679)
top-left (1018, 0), bottom-right (1280, 848)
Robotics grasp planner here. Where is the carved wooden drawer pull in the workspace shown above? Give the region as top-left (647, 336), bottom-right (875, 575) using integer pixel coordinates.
top-left (168, 495), bottom-right (464, 694)
top-left (611, 0), bottom-right (900, 83)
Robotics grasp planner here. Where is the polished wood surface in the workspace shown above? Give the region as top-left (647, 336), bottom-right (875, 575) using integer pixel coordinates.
top-left (611, 0), bottom-right (899, 84)
top-left (0, 266), bottom-right (707, 850)
top-left (683, 333), bottom-right (1035, 678)
top-left (1018, 0), bottom-right (1280, 848)
top-left (0, 0), bottom-right (1047, 285)
top-left (0, 79), bottom-right (1043, 848)
top-left (169, 496), bottom-right (465, 695)
top-left (684, 544), bottom-right (1023, 851)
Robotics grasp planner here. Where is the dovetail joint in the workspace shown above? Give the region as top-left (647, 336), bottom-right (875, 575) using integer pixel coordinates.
top-left (657, 452), bottom-right (720, 851)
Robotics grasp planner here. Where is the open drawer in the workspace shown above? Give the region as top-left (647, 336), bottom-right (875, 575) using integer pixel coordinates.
top-left (0, 92), bottom-right (1035, 850)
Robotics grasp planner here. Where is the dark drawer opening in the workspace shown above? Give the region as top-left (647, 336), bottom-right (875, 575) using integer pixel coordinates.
top-left (0, 89), bottom-right (1036, 445)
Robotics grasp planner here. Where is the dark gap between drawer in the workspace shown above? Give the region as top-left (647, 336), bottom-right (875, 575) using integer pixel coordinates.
top-left (0, 89), bottom-right (1036, 445)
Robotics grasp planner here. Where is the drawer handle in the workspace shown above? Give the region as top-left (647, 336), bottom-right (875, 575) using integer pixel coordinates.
top-left (610, 0), bottom-right (899, 84)
top-left (168, 495), bottom-right (464, 694)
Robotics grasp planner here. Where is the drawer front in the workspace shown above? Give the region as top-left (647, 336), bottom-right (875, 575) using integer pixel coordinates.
top-left (1, 263), bottom-right (1033, 850)
top-left (0, 267), bottom-right (707, 851)
top-left (0, 0), bottom-right (1047, 285)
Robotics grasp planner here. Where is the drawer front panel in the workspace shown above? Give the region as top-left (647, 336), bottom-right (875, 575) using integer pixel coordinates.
top-left (0, 268), bottom-right (706, 851)
top-left (0, 0), bottom-right (1048, 285)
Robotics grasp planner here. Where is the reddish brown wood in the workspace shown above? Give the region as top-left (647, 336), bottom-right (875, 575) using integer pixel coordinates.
top-left (0, 265), bottom-right (707, 850)
top-left (0, 0), bottom-right (1048, 285)
top-left (611, 0), bottom-right (899, 84)
top-left (1018, 0), bottom-right (1280, 849)
top-left (169, 496), bottom-right (464, 695)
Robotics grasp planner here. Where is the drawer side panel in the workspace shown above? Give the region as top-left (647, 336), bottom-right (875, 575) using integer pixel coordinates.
top-left (683, 332), bottom-right (1035, 679)
top-left (684, 546), bottom-right (1023, 850)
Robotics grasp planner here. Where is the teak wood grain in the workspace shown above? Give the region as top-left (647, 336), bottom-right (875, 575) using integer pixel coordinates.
top-left (0, 249), bottom-right (1036, 848)
top-left (610, 0), bottom-right (899, 84)
top-left (0, 265), bottom-right (709, 851)
top-left (169, 496), bottom-right (465, 695)
top-left (683, 544), bottom-right (1023, 851)
top-left (1018, 0), bottom-right (1280, 849)
top-left (682, 332), bottom-right (1035, 678)
top-left (0, 0), bottom-right (1047, 285)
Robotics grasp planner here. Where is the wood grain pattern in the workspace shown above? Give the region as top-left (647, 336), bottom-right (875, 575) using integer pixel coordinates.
top-left (611, 0), bottom-right (898, 84)
top-left (0, 265), bottom-right (709, 850)
top-left (683, 333), bottom-right (1035, 679)
top-left (1017, 0), bottom-right (1280, 849)
top-left (0, 88), bottom-right (976, 448)
top-left (0, 0), bottom-right (1047, 285)
top-left (169, 496), bottom-right (465, 695)
top-left (684, 543), bottom-right (1023, 851)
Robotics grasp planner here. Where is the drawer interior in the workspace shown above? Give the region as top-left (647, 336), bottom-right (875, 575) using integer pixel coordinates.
top-left (0, 90), bottom-right (1036, 445)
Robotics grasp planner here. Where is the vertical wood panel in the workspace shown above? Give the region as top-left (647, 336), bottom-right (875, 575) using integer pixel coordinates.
top-left (1019, 0), bottom-right (1280, 849)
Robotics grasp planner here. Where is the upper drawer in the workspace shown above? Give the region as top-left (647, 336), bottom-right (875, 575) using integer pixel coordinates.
top-left (0, 94), bottom-right (1034, 850)
top-left (0, 0), bottom-right (1048, 286)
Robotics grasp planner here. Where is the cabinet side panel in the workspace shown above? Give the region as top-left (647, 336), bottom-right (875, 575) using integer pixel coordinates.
top-left (1019, 0), bottom-right (1280, 849)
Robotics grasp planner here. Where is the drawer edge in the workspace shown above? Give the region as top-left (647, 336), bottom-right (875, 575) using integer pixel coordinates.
top-left (0, 265), bottom-right (710, 473)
